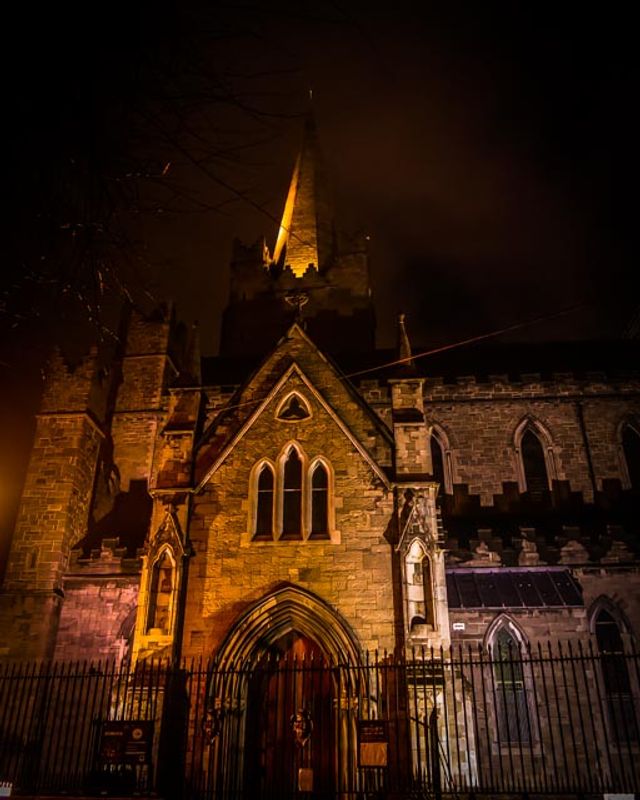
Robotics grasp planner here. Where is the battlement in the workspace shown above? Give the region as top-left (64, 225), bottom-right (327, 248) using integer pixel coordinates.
top-left (124, 304), bottom-right (174, 356)
top-left (40, 345), bottom-right (110, 420)
top-left (68, 537), bottom-right (142, 576)
top-left (445, 524), bottom-right (638, 568)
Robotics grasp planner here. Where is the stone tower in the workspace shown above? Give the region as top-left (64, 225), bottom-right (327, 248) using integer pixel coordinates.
top-left (0, 348), bottom-right (109, 659)
top-left (220, 115), bottom-right (375, 358)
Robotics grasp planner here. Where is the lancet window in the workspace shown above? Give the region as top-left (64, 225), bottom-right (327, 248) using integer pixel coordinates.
top-left (146, 548), bottom-right (176, 635)
top-left (251, 447), bottom-right (332, 541)
top-left (514, 418), bottom-right (555, 501)
top-left (405, 539), bottom-right (435, 631)
top-left (595, 608), bottom-right (637, 740)
top-left (254, 464), bottom-right (275, 539)
top-left (310, 462), bottom-right (329, 538)
top-left (491, 624), bottom-right (531, 745)
top-left (282, 448), bottom-right (303, 540)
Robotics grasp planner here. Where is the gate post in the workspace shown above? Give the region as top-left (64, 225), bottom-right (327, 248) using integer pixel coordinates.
top-left (429, 707), bottom-right (442, 800)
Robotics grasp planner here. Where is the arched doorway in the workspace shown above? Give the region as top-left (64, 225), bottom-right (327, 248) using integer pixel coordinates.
top-left (244, 631), bottom-right (335, 799)
top-left (209, 586), bottom-right (363, 800)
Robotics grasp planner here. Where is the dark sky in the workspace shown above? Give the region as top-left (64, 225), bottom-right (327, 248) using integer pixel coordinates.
top-left (2, 2), bottom-right (635, 359)
top-left (149, 4), bottom-right (635, 354)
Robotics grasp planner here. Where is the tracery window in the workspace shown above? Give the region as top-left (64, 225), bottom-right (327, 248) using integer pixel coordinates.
top-left (277, 392), bottom-right (311, 421)
top-left (146, 548), bottom-right (175, 634)
top-left (250, 447), bottom-right (332, 541)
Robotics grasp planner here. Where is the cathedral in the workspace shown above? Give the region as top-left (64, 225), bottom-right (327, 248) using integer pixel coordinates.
top-left (1, 116), bottom-right (640, 798)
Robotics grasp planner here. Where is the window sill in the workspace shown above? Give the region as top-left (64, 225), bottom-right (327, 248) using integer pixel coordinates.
top-left (240, 530), bottom-right (341, 546)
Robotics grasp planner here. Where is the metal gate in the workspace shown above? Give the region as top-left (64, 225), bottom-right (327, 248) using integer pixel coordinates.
top-left (2, 642), bottom-right (640, 797)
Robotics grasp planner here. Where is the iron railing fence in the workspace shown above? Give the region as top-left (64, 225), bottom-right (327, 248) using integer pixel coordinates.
top-left (1, 643), bottom-right (639, 798)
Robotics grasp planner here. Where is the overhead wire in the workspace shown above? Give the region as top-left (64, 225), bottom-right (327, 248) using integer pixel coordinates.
top-left (200, 301), bottom-right (588, 423)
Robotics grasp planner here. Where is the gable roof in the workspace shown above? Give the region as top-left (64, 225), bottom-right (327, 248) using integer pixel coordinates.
top-left (195, 324), bottom-right (393, 488)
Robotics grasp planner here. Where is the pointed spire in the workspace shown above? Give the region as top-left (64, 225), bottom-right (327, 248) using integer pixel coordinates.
top-left (397, 313), bottom-right (417, 374)
top-left (272, 113), bottom-right (333, 277)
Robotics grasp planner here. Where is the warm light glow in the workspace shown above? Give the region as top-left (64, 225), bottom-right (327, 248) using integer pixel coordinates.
top-left (272, 155), bottom-right (300, 269)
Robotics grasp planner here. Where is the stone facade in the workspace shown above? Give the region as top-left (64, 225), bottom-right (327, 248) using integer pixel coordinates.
top-left (1, 122), bottom-right (639, 681)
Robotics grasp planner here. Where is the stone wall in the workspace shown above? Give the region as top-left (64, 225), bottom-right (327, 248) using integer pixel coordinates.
top-left (359, 373), bottom-right (640, 506)
top-left (53, 543), bottom-right (141, 662)
top-left (183, 366), bottom-right (396, 659)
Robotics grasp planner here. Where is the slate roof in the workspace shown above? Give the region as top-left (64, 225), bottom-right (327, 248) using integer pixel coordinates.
top-left (446, 567), bottom-right (584, 609)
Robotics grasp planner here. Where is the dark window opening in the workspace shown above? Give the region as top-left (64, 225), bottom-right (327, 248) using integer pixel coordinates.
top-left (622, 425), bottom-right (640, 490)
top-left (493, 628), bottom-right (530, 744)
top-left (430, 434), bottom-right (445, 490)
top-left (146, 550), bottom-right (174, 634)
top-left (521, 429), bottom-right (548, 501)
top-left (278, 394), bottom-right (310, 421)
top-left (255, 465), bottom-right (274, 539)
top-left (422, 556), bottom-right (435, 626)
top-left (310, 464), bottom-right (329, 539)
top-left (595, 609), bottom-right (637, 740)
top-left (282, 449), bottom-right (303, 539)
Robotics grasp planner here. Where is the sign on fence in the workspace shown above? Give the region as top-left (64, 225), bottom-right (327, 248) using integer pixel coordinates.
top-left (358, 720), bottom-right (388, 767)
top-left (99, 720), bottom-right (154, 765)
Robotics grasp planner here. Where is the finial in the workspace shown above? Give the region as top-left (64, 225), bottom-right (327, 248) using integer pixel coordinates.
top-left (397, 312), bottom-right (416, 373)
top-left (285, 290), bottom-right (310, 323)
top-left (308, 87), bottom-right (313, 103)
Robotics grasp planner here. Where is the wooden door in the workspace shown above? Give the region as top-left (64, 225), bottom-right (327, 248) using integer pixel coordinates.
top-left (244, 633), bottom-right (335, 799)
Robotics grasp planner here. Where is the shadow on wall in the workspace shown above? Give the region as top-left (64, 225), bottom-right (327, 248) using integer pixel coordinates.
top-left (77, 479), bottom-right (153, 556)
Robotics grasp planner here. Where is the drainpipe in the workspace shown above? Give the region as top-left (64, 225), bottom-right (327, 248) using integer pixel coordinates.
top-left (576, 400), bottom-right (597, 501)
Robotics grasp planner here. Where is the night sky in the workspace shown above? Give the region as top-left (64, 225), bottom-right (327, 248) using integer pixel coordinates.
top-left (2, 1), bottom-right (635, 361)
top-left (0, 2), bottom-right (635, 567)
top-left (134, 3), bottom-right (636, 354)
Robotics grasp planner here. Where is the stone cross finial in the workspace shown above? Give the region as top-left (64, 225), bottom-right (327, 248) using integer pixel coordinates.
top-left (285, 290), bottom-right (310, 321)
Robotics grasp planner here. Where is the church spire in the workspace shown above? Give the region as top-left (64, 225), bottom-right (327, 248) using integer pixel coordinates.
top-left (272, 114), bottom-right (333, 277)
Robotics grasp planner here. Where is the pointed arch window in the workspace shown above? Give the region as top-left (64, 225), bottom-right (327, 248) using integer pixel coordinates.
top-left (254, 464), bottom-right (274, 540)
top-left (622, 423), bottom-right (640, 490)
top-left (406, 540), bottom-right (435, 631)
top-left (310, 463), bottom-right (329, 539)
top-left (282, 448), bottom-right (303, 539)
top-left (429, 424), bottom-right (453, 494)
top-left (491, 626), bottom-right (531, 744)
top-left (595, 609), bottom-right (637, 740)
top-left (515, 419), bottom-right (555, 502)
top-left (249, 448), bottom-right (335, 541)
top-left (431, 435), bottom-right (445, 488)
top-left (146, 549), bottom-right (175, 634)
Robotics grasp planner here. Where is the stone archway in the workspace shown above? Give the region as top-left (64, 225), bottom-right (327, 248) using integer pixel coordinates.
top-left (215, 583), bottom-right (362, 667)
top-left (211, 585), bottom-right (363, 799)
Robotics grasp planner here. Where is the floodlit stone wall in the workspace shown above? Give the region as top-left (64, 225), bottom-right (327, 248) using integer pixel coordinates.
top-left (359, 373), bottom-right (640, 506)
top-left (53, 543), bottom-right (141, 662)
top-left (183, 366), bottom-right (396, 658)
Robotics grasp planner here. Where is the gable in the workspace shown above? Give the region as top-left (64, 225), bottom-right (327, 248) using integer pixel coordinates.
top-left (195, 325), bottom-right (392, 488)
top-left (196, 363), bottom-right (389, 488)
